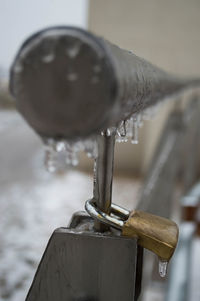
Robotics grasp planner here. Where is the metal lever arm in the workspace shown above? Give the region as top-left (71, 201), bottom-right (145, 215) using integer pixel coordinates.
top-left (93, 132), bottom-right (115, 231)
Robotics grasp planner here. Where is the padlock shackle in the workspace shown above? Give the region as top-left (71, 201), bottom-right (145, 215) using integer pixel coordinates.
top-left (85, 199), bottom-right (129, 230)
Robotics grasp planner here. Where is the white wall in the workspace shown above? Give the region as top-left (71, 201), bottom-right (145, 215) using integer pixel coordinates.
top-left (0, 0), bottom-right (88, 70)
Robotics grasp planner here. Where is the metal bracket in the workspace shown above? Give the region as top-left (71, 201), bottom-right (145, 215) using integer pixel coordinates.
top-left (26, 212), bottom-right (143, 301)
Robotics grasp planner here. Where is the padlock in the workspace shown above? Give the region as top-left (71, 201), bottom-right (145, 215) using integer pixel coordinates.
top-left (85, 199), bottom-right (179, 277)
top-left (26, 211), bottom-right (143, 301)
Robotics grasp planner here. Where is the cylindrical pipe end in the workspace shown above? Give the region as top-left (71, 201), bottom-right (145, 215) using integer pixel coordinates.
top-left (10, 27), bottom-right (118, 140)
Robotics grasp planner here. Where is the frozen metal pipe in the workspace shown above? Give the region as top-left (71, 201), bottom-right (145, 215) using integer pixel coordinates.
top-left (10, 26), bottom-right (200, 140)
top-left (93, 132), bottom-right (116, 231)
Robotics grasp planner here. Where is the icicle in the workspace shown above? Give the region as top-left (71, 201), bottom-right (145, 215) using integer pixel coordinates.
top-left (136, 113), bottom-right (143, 128)
top-left (55, 141), bottom-right (66, 152)
top-left (44, 139), bottom-right (58, 173)
top-left (158, 259), bottom-right (168, 278)
top-left (129, 113), bottom-right (144, 144)
top-left (101, 127), bottom-right (116, 138)
top-left (117, 120), bottom-right (126, 137)
top-left (42, 101), bottom-right (164, 169)
top-left (42, 53), bottom-right (55, 63)
top-left (65, 142), bottom-right (79, 166)
top-left (65, 150), bottom-right (79, 166)
top-left (131, 116), bottom-right (139, 145)
top-left (93, 159), bottom-right (97, 188)
top-left (116, 121), bottom-right (128, 142)
top-left (79, 138), bottom-right (97, 159)
top-left (107, 127), bottom-right (116, 137)
top-left (131, 125), bottom-right (138, 144)
top-left (66, 43), bottom-right (81, 59)
top-left (43, 105), bottom-right (162, 170)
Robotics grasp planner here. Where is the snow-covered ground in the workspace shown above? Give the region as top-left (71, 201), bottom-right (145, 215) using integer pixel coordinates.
top-left (0, 110), bottom-right (141, 301)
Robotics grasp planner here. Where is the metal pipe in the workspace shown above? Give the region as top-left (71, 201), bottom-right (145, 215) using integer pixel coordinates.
top-left (93, 132), bottom-right (115, 231)
top-left (10, 26), bottom-right (200, 140)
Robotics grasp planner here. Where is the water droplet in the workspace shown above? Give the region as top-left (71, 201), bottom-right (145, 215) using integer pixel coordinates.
top-left (43, 137), bottom-right (98, 171)
top-left (129, 114), bottom-right (142, 144)
top-left (84, 138), bottom-right (98, 158)
top-left (116, 136), bottom-right (128, 143)
top-left (47, 165), bottom-right (56, 173)
top-left (70, 155), bottom-right (79, 166)
top-left (131, 123), bottom-right (138, 144)
top-left (65, 148), bottom-right (79, 166)
top-left (102, 127), bottom-right (116, 137)
top-left (44, 148), bottom-right (57, 173)
top-left (114, 114), bottom-right (143, 144)
top-left (93, 159), bottom-right (97, 194)
top-left (55, 141), bottom-right (66, 152)
top-left (44, 138), bottom-right (65, 173)
top-left (64, 141), bottom-right (81, 166)
top-left (42, 53), bottom-right (55, 63)
top-left (67, 73), bottom-right (78, 81)
top-left (87, 152), bottom-right (92, 158)
top-left (158, 259), bottom-right (168, 278)
top-left (93, 65), bottom-right (101, 73)
top-left (117, 121), bottom-right (126, 137)
top-left (106, 128), bottom-right (111, 136)
top-left (92, 143), bottom-right (98, 158)
top-left (66, 44), bottom-right (80, 58)
top-left (116, 121), bottom-right (128, 142)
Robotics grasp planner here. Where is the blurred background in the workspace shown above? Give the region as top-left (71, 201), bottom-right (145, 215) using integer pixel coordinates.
top-left (0, 0), bottom-right (200, 300)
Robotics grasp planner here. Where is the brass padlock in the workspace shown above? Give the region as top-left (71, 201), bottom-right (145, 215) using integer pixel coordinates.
top-left (85, 199), bottom-right (179, 277)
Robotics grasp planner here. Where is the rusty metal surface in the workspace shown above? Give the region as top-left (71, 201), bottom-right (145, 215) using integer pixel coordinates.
top-left (10, 27), bottom-right (200, 140)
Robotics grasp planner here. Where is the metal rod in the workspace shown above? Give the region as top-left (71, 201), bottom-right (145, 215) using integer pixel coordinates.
top-left (93, 132), bottom-right (115, 231)
top-left (10, 26), bottom-right (200, 140)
